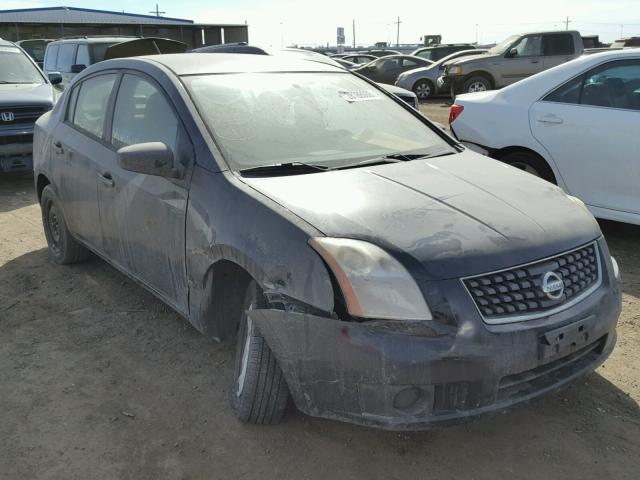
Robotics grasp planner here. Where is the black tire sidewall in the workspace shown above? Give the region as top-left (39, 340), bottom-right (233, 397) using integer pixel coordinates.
top-left (41, 186), bottom-right (68, 264)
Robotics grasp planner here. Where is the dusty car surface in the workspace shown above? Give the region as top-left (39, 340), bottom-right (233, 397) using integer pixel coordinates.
top-left (33, 53), bottom-right (621, 430)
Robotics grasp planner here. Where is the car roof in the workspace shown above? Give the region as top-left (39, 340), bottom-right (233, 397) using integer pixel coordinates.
top-left (107, 52), bottom-right (346, 75)
top-left (50, 36), bottom-right (138, 44)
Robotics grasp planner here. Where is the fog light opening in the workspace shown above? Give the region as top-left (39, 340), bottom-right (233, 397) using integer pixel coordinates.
top-left (393, 386), bottom-right (422, 410)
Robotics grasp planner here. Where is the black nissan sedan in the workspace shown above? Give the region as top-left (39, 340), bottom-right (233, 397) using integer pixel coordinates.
top-left (33, 54), bottom-right (621, 430)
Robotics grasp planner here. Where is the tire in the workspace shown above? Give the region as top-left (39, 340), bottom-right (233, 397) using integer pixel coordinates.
top-left (462, 75), bottom-right (492, 94)
top-left (40, 185), bottom-right (90, 264)
top-left (412, 79), bottom-right (434, 101)
top-left (231, 281), bottom-right (290, 425)
top-left (501, 151), bottom-right (556, 184)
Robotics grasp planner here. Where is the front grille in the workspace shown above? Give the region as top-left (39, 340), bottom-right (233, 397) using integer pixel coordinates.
top-left (497, 335), bottom-right (606, 402)
top-left (0, 105), bottom-right (49, 126)
top-left (463, 242), bottom-right (601, 324)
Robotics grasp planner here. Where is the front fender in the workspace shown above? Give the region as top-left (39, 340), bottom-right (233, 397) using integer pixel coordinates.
top-left (186, 167), bottom-right (335, 336)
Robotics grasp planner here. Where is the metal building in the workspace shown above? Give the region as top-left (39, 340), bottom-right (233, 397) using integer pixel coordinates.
top-left (0, 6), bottom-right (248, 49)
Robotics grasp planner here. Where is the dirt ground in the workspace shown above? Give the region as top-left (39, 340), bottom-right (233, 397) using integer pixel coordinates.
top-left (1, 103), bottom-right (638, 479)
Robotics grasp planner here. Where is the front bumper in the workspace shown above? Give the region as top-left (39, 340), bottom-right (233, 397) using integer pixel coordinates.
top-left (437, 74), bottom-right (466, 96)
top-left (251, 252), bottom-right (621, 430)
top-left (0, 126), bottom-right (34, 173)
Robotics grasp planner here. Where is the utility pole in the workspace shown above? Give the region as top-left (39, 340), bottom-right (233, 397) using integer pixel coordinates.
top-left (620, 24), bottom-right (624, 38)
top-left (564, 16), bottom-right (570, 30)
top-left (475, 24), bottom-right (479, 44)
top-left (394, 16), bottom-right (402, 47)
top-left (352, 19), bottom-right (356, 48)
top-left (149, 4), bottom-right (165, 17)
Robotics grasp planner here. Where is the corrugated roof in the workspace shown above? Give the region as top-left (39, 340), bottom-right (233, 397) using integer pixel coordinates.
top-left (0, 6), bottom-right (194, 25)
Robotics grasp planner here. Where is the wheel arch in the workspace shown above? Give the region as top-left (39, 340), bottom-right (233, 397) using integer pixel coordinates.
top-left (463, 71), bottom-right (495, 88)
top-left (36, 173), bottom-right (51, 203)
top-left (490, 145), bottom-right (558, 184)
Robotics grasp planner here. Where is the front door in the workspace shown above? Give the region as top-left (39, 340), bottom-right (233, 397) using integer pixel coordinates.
top-left (96, 73), bottom-right (191, 313)
top-left (53, 73), bottom-right (118, 252)
top-left (530, 59), bottom-right (640, 215)
top-left (499, 35), bottom-right (544, 86)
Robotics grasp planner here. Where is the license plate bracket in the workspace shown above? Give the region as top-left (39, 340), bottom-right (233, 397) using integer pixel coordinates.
top-left (539, 316), bottom-right (596, 361)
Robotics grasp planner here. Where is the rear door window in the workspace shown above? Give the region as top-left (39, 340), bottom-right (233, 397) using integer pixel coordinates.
top-left (581, 60), bottom-right (640, 110)
top-left (71, 74), bottom-right (118, 139)
top-left (44, 44), bottom-right (58, 70)
top-left (111, 74), bottom-right (178, 151)
top-left (56, 43), bottom-right (77, 72)
top-left (544, 34), bottom-right (575, 56)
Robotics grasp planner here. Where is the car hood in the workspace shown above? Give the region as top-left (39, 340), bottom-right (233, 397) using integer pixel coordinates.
top-left (0, 83), bottom-right (55, 107)
top-left (447, 52), bottom-right (497, 66)
top-left (242, 151), bottom-right (601, 280)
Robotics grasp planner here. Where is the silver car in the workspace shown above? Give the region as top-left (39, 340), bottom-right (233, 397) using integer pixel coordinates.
top-left (395, 49), bottom-right (487, 100)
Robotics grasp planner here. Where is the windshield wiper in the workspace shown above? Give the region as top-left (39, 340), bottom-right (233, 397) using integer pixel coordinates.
top-left (239, 162), bottom-right (330, 177)
top-left (337, 151), bottom-right (456, 170)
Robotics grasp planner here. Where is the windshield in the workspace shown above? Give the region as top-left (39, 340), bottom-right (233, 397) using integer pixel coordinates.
top-left (488, 35), bottom-right (519, 55)
top-left (184, 72), bottom-right (451, 170)
top-left (0, 47), bottom-right (44, 84)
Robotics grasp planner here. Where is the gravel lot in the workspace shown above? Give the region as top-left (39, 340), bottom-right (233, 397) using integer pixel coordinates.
top-left (1, 103), bottom-right (638, 479)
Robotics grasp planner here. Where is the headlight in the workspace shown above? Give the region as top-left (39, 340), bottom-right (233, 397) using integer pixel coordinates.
top-left (449, 66), bottom-right (463, 76)
top-left (309, 237), bottom-right (432, 321)
top-left (611, 256), bottom-right (621, 280)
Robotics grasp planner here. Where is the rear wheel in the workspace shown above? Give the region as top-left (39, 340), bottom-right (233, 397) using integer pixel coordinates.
top-left (501, 151), bottom-right (556, 184)
top-left (40, 185), bottom-right (90, 264)
top-left (412, 79), bottom-right (434, 101)
top-left (231, 281), bottom-right (290, 424)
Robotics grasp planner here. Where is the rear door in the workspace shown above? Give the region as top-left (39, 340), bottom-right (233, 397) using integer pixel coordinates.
top-left (543, 33), bottom-right (576, 70)
top-left (499, 35), bottom-right (544, 86)
top-left (97, 72), bottom-right (191, 312)
top-left (530, 59), bottom-right (640, 215)
top-left (53, 73), bottom-right (119, 252)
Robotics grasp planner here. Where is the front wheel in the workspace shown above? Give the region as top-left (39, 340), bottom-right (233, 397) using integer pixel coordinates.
top-left (40, 185), bottom-right (90, 265)
top-left (463, 75), bottom-right (492, 94)
top-left (231, 281), bottom-right (290, 424)
top-left (412, 79), bottom-right (434, 100)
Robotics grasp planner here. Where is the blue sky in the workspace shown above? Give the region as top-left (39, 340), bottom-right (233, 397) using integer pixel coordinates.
top-left (4, 0), bottom-right (640, 47)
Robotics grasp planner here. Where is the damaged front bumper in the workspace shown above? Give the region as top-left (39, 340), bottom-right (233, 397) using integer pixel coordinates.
top-left (250, 278), bottom-right (620, 430)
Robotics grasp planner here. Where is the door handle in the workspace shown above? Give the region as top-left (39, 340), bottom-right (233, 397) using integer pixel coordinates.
top-left (531, 59), bottom-right (540, 64)
top-left (53, 140), bottom-right (64, 154)
top-left (536, 115), bottom-right (563, 125)
top-left (98, 172), bottom-right (115, 187)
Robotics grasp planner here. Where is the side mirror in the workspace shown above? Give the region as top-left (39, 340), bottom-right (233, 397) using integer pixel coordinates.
top-left (70, 64), bottom-right (86, 74)
top-left (48, 72), bottom-right (62, 85)
top-left (506, 47), bottom-right (518, 58)
top-left (117, 142), bottom-right (180, 178)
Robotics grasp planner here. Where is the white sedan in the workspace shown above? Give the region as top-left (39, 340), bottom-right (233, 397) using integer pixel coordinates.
top-left (449, 49), bottom-right (640, 225)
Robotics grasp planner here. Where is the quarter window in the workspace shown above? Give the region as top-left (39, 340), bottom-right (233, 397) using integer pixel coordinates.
top-left (56, 44), bottom-right (76, 72)
top-left (111, 75), bottom-right (178, 151)
top-left (44, 44), bottom-right (58, 71)
top-left (71, 74), bottom-right (118, 139)
top-left (544, 74), bottom-right (584, 104)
